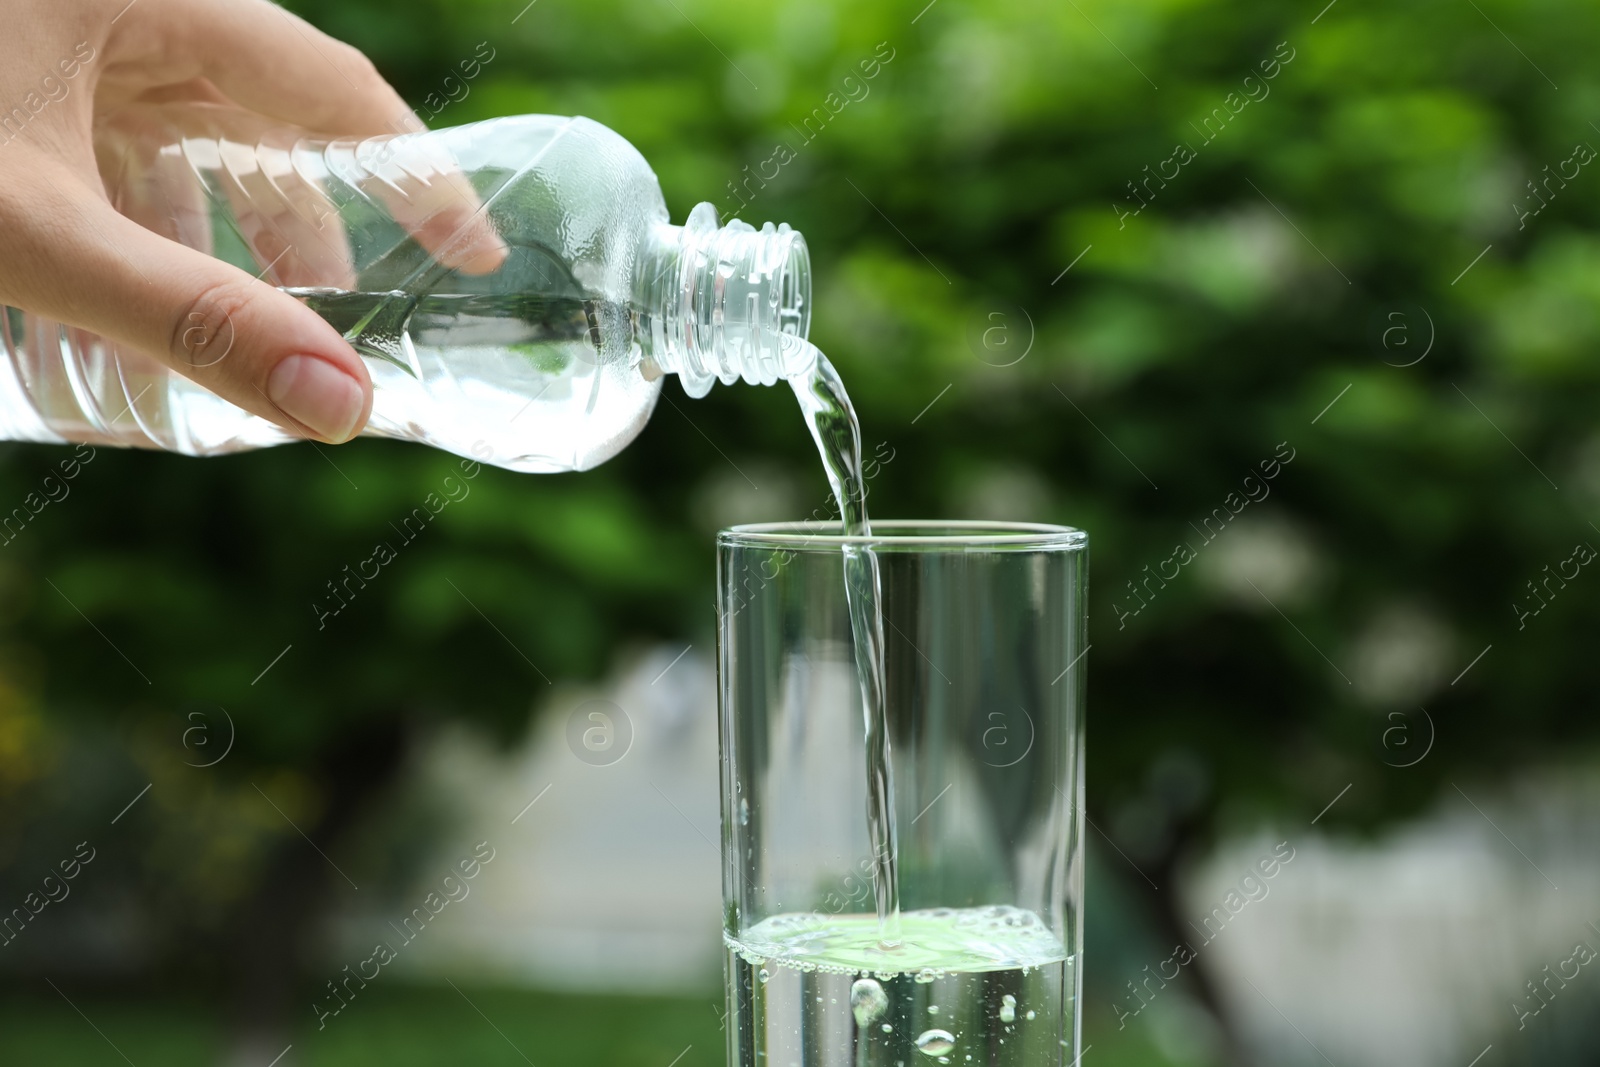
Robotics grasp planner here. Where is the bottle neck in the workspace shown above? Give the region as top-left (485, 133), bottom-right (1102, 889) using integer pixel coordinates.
top-left (636, 203), bottom-right (812, 397)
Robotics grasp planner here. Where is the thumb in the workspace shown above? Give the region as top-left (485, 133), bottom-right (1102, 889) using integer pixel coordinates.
top-left (5, 168), bottom-right (372, 444)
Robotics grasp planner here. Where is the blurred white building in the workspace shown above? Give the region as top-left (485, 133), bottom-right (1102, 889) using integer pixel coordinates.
top-left (1184, 774), bottom-right (1600, 1067)
top-left (335, 644), bottom-right (728, 993)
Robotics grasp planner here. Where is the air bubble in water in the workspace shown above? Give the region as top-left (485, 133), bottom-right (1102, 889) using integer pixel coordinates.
top-left (1025, 1010), bottom-right (1036, 1021)
top-left (998, 994), bottom-right (1016, 1023)
top-left (851, 978), bottom-right (889, 1028)
top-left (913, 969), bottom-right (938, 984)
top-left (881, 1024), bottom-right (894, 1034)
top-left (928, 1005), bottom-right (940, 1015)
top-left (739, 797), bottom-right (750, 825)
top-left (757, 967), bottom-right (771, 984)
top-left (915, 1030), bottom-right (955, 1057)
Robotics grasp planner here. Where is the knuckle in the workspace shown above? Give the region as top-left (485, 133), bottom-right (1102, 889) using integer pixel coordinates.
top-left (169, 281), bottom-right (245, 370)
top-left (337, 43), bottom-right (385, 88)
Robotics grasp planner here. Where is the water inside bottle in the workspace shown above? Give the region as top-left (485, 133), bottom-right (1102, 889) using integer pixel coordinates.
top-left (285, 288), bottom-right (606, 374)
top-left (281, 287), bottom-right (651, 473)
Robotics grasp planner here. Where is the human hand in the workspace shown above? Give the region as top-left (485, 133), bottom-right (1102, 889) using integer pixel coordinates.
top-left (0, 0), bottom-right (493, 444)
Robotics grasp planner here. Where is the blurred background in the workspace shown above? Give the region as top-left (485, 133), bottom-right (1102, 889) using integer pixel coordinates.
top-left (2, 0), bottom-right (1599, 1063)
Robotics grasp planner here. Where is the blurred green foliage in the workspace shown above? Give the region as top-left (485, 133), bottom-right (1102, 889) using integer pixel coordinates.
top-left (0, 984), bottom-right (720, 1066)
top-left (2, 0), bottom-right (1599, 1060)
top-left (310, 0), bottom-right (1600, 862)
top-left (0, 979), bottom-right (1182, 1066)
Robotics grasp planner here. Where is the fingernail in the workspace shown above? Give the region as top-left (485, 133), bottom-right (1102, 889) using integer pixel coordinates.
top-left (267, 355), bottom-right (367, 443)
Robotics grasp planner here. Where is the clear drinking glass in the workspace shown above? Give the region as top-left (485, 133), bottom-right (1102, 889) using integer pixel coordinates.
top-left (717, 521), bottom-right (1088, 1067)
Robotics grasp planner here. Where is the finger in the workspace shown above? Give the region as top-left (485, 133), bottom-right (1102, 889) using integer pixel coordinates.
top-left (104, 97), bottom-right (500, 293)
top-left (2, 165), bottom-right (372, 444)
top-left (101, 103), bottom-right (357, 290)
top-left (103, 5), bottom-right (507, 276)
top-left (164, 0), bottom-right (422, 137)
top-left (219, 139), bottom-right (359, 290)
top-left (364, 134), bottom-right (509, 275)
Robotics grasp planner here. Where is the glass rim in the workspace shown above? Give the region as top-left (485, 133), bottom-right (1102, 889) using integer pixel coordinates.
top-left (717, 519), bottom-right (1087, 550)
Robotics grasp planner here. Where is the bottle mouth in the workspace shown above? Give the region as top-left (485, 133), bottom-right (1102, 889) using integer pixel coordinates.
top-left (656, 202), bottom-right (813, 397)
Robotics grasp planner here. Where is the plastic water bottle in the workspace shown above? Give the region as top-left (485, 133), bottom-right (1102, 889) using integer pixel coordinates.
top-left (0, 104), bottom-right (814, 472)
